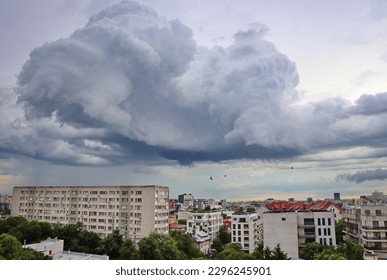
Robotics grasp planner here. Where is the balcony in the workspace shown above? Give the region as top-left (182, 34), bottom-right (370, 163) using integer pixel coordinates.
top-left (298, 233), bottom-right (316, 238)
top-left (363, 245), bottom-right (387, 251)
top-left (362, 235), bottom-right (387, 241)
top-left (362, 226), bottom-right (387, 231)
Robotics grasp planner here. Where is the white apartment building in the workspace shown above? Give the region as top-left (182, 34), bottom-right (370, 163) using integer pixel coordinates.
top-left (263, 211), bottom-right (336, 259)
top-left (186, 211), bottom-right (223, 240)
top-left (344, 205), bottom-right (387, 259)
top-left (231, 212), bottom-right (261, 253)
top-left (11, 185), bottom-right (169, 241)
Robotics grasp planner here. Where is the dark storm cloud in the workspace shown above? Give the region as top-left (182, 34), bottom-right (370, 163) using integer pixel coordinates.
top-left (1, 0), bottom-right (387, 167)
top-left (348, 92), bottom-right (387, 115)
top-left (337, 168), bottom-right (387, 183)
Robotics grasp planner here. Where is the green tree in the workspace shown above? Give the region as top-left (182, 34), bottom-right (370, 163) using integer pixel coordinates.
top-left (315, 248), bottom-right (346, 260)
top-left (71, 230), bottom-right (102, 254)
top-left (170, 230), bottom-right (203, 259)
top-left (215, 243), bottom-right (255, 260)
top-left (299, 242), bottom-right (325, 260)
top-left (119, 238), bottom-right (140, 260)
top-left (55, 222), bottom-right (84, 250)
top-left (99, 229), bottom-right (124, 260)
top-left (138, 232), bottom-right (185, 260)
top-left (211, 237), bottom-right (223, 253)
top-left (271, 244), bottom-right (290, 260)
top-left (335, 219), bottom-right (344, 244)
top-left (0, 233), bottom-right (24, 259)
top-left (218, 225), bottom-right (231, 245)
top-left (336, 241), bottom-right (364, 260)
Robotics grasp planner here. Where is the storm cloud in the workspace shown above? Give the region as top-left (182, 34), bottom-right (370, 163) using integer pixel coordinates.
top-left (337, 168), bottom-right (387, 183)
top-left (1, 0), bottom-right (387, 167)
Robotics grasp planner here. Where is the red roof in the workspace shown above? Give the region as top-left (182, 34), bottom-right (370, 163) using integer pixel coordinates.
top-left (265, 201), bottom-right (343, 212)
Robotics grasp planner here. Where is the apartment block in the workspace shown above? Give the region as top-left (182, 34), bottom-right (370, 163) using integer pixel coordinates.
top-left (344, 205), bottom-right (387, 259)
top-left (11, 185), bottom-right (169, 240)
top-left (231, 212), bottom-right (261, 253)
top-left (186, 211), bottom-right (223, 240)
top-left (263, 211), bottom-right (336, 259)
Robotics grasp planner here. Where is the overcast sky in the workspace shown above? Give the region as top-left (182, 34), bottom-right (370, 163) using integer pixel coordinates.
top-left (1, 0), bottom-right (387, 201)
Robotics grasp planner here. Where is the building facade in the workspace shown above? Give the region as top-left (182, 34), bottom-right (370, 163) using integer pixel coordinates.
top-left (262, 211), bottom-right (336, 259)
top-left (11, 185), bottom-right (169, 240)
top-left (231, 212), bottom-right (261, 253)
top-left (344, 205), bottom-right (387, 259)
top-left (186, 211), bottom-right (223, 240)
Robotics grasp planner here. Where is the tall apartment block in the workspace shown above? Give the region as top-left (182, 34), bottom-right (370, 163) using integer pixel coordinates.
top-left (11, 185), bottom-right (169, 240)
top-left (344, 205), bottom-right (387, 259)
top-left (262, 211), bottom-right (336, 259)
top-left (231, 212), bottom-right (262, 253)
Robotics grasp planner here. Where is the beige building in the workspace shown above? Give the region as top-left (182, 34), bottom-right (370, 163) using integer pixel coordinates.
top-left (263, 211), bottom-right (336, 259)
top-left (11, 185), bottom-right (169, 241)
top-left (344, 205), bottom-right (387, 259)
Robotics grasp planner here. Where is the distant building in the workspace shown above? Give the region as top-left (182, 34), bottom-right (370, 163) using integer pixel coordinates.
top-left (366, 191), bottom-right (387, 203)
top-left (262, 211), bottom-right (336, 259)
top-left (11, 185), bottom-right (169, 241)
top-left (24, 237), bottom-right (108, 260)
top-left (0, 194), bottom-right (12, 214)
top-left (178, 193), bottom-right (194, 208)
top-left (334, 192), bottom-right (341, 200)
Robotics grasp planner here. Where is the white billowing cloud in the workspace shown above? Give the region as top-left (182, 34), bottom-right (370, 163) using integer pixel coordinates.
top-left (1, 0), bottom-right (387, 167)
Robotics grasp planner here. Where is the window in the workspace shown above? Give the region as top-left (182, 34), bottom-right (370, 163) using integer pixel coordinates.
top-left (376, 210), bottom-right (382, 216)
top-left (318, 218), bottom-right (321, 226)
top-left (304, 218), bottom-right (314, 225)
top-left (322, 218), bottom-right (325, 226)
top-left (323, 228), bottom-right (327, 236)
top-left (318, 228), bottom-right (321, 235)
top-left (329, 238), bottom-right (333, 246)
top-left (328, 218), bottom-right (331, 226)
top-left (282, 217), bottom-right (286, 221)
top-left (327, 228), bottom-right (331, 236)
top-left (364, 210), bottom-right (371, 215)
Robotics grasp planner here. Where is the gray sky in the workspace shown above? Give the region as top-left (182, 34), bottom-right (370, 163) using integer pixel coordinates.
top-left (1, 0), bottom-right (387, 201)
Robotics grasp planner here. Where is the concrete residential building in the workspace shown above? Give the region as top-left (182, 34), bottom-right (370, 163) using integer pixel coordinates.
top-left (343, 206), bottom-right (362, 245)
top-left (186, 211), bottom-right (223, 240)
top-left (344, 205), bottom-right (387, 259)
top-left (262, 211), bottom-right (336, 259)
top-left (231, 212), bottom-right (261, 253)
top-left (11, 185), bottom-right (169, 241)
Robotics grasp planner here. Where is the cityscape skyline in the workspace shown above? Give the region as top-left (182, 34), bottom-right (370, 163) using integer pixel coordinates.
top-left (1, 0), bottom-right (387, 201)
